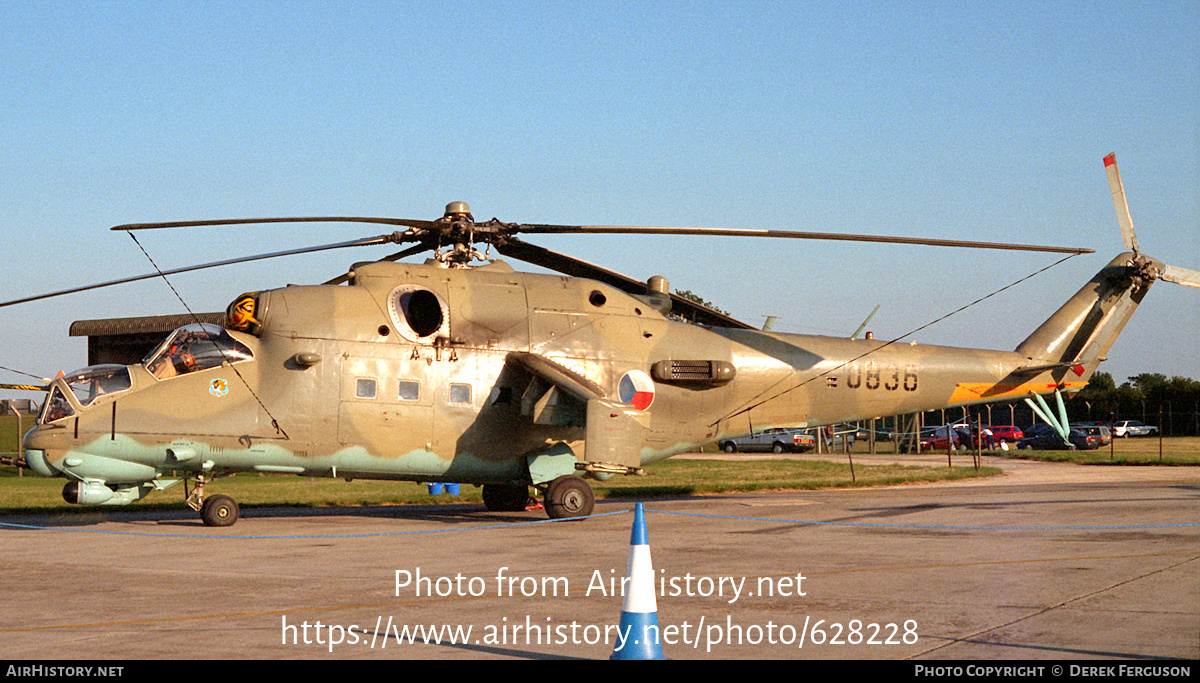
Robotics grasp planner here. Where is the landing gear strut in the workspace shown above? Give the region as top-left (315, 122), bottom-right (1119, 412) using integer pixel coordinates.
top-left (185, 475), bottom-right (240, 527)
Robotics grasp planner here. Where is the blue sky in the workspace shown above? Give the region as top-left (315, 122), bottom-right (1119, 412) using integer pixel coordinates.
top-left (1, 0), bottom-right (1197, 390)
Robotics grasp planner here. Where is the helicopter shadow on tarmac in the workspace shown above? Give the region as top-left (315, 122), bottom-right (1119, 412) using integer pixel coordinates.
top-left (0, 490), bottom-right (746, 532)
top-left (0, 501), bottom-right (551, 531)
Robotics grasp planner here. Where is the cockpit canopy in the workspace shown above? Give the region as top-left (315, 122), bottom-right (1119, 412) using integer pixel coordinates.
top-left (40, 364), bottom-right (132, 423)
top-left (143, 323), bottom-right (253, 380)
top-left (36, 324), bottom-right (254, 425)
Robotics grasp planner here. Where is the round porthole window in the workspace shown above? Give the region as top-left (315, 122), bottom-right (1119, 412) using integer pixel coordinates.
top-left (386, 285), bottom-right (450, 343)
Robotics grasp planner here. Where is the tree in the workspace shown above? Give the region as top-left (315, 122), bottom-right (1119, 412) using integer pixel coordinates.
top-left (1077, 371), bottom-right (1119, 419)
top-left (1127, 373), bottom-right (1168, 395)
top-left (668, 289), bottom-right (730, 323)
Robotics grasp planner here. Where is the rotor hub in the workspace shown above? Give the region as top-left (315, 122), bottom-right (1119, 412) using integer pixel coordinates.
top-left (444, 201), bottom-right (473, 220)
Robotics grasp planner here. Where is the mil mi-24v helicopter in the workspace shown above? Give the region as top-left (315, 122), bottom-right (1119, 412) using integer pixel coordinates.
top-left (6, 154), bottom-right (1198, 526)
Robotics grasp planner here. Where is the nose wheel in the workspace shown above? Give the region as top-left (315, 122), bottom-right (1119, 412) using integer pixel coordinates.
top-left (200, 494), bottom-right (240, 527)
top-left (185, 475), bottom-right (241, 527)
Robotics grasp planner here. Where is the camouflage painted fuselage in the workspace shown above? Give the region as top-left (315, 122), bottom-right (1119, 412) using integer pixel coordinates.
top-left (24, 253), bottom-right (1151, 493)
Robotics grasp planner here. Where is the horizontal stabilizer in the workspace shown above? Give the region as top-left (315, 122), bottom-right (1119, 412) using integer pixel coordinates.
top-left (1010, 362), bottom-right (1084, 376)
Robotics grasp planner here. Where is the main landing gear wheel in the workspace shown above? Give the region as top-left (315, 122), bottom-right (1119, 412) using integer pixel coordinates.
top-left (201, 494), bottom-right (240, 527)
top-left (482, 483), bottom-right (529, 512)
top-left (544, 475), bottom-right (595, 520)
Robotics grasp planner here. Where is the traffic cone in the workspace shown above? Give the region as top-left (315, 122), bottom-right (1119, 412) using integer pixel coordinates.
top-left (611, 503), bottom-right (665, 660)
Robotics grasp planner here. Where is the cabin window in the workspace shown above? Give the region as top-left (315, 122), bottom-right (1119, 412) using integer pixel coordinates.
top-left (398, 380), bottom-right (420, 401)
top-left (449, 383), bottom-right (472, 406)
top-left (355, 378), bottom-right (377, 399)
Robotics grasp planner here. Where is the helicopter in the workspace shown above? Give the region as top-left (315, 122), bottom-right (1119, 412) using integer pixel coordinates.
top-left (6, 154), bottom-right (1198, 526)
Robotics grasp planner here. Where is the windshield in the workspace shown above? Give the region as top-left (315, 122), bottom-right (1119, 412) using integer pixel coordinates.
top-left (40, 386), bottom-right (75, 423)
top-left (62, 364), bottom-right (132, 406)
top-left (37, 365), bottom-right (133, 425)
top-left (143, 323), bottom-right (253, 380)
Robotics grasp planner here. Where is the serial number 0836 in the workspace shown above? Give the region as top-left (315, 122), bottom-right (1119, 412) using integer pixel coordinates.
top-left (830, 363), bottom-right (918, 392)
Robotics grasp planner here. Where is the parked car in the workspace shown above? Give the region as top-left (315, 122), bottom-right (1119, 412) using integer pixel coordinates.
top-left (1073, 424), bottom-right (1112, 447)
top-left (1109, 420), bottom-right (1159, 438)
top-left (899, 429), bottom-right (935, 453)
top-left (900, 426), bottom-right (964, 452)
top-left (1022, 423), bottom-right (1057, 438)
top-left (719, 428), bottom-right (816, 453)
top-left (986, 425), bottom-right (1024, 444)
top-left (1018, 427), bottom-right (1102, 450)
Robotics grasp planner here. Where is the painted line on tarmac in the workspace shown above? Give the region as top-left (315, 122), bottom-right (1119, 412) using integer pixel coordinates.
top-left (3, 499), bottom-right (1196, 538)
top-left (647, 507), bottom-right (1200, 530)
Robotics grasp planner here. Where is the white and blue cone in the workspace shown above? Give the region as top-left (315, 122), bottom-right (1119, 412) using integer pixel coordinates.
top-left (611, 503), bottom-right (665, 660)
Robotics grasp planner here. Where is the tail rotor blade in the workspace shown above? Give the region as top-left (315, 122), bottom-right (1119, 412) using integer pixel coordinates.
top-left (1104, 153), bottom-right (1140, 253)
top-left (1160, 264), bottom-right (1200, 289)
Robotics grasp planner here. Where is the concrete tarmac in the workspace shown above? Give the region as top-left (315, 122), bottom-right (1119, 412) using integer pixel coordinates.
top-left (1, 454), bottom-right (1197, 660)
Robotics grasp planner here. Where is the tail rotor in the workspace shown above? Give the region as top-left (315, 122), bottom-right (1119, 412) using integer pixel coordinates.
top-left (1103, 153), bottom-right (1200, 289)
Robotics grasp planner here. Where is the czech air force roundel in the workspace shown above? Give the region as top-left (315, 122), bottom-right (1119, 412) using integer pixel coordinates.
top-left (618, 370), bottom-right (655, 411)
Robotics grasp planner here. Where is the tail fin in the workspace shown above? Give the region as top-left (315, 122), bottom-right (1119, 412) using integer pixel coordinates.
top-left (1013, 154), bottom-right (1197, 385)
top-left (1014, 252), bottom-right (1157, 380)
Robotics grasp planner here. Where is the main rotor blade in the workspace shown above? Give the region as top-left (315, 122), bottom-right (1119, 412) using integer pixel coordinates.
top-left (1160, 264), bottom-right (1200, 289)
top-left (518, 224), bottom-right (1093, 254)
top-left (495, 238), bottom-right (756, 329)
top-left (0, 234), bottom-right (404, 309)
top-left (1104, 153), bottom-right (1140, 253)
top-left (112, 216), bottom-right (436, 231)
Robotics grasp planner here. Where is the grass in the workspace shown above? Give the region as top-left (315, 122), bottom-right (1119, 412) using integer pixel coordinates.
top-left (0, 415), bottom-right (1000, 515)
top-left (3, 413), bottom-right (1194, 516)
top-left (595, 457), bottom-right (997, 497)
top-left (995, 435), bottom-right (1200, 466)
top-left (0, 459), bottom-right (1002, 514)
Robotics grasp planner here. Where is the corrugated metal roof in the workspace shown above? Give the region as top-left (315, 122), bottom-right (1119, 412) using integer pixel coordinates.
top-left (69, 313), bottom-right (225, 337)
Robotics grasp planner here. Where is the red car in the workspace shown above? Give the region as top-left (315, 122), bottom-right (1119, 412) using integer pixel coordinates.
top-left (927, 425), bottom-right (971, 450)
top-left (985, 426), bottom-right (1023, 444)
